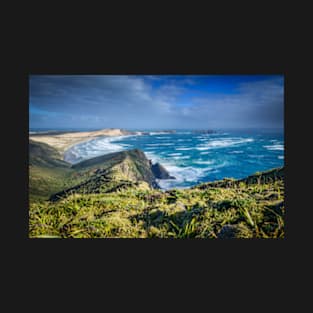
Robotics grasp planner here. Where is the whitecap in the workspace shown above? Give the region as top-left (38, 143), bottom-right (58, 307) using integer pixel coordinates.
top-left (195, 138), bottom-right (254, 151)
top-left (229, 150), bottom-right (244, 154)
top-left (156, 165), bottom-right (209, 190)
top-left (193, 160), bottom-right (214, 165)
top-left (146, 143), bottom-right (173, 146)
top-left (195, 147), bottom-right (210, 151)
top-left (64, 135), bottom-right (135, 164)
top-left (175, 147), bottom-right (195, 151)
top-left (144, 151), bottom-right (209, 190)
top-left (171, 155), bottom-right (191, 160)
top-left (263, 144), bottom-right (284, 151)
top-left (149, 131), bottom-right (174, 135)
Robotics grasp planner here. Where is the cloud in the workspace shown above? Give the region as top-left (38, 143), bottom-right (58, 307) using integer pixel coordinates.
top-left (180, 76), bottom-right (284, 129)
top-left (30, 75), bottom-right (177, 128)
top-left (29, 75), bottom-right (284, 129)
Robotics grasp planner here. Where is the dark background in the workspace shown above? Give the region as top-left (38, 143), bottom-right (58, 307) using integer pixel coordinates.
top-left (4, 3), bottom-right (310, 311)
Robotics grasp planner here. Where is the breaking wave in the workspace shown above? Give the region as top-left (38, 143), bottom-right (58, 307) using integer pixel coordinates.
top-left (263, 144), bottom-right (284, 151)
top-left (64, 135), bottom-right (133, 164)
top-left (62, 130), bottom-right (284, 190)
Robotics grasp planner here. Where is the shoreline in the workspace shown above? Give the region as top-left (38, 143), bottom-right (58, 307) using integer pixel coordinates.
top-left (29, 128), bottom-right (137, 157)
top-left (29, 128), bottom-right (179, 157)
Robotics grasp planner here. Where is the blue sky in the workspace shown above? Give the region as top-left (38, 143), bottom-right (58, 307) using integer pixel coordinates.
top-left (29, 75), bottom-right (284, 130)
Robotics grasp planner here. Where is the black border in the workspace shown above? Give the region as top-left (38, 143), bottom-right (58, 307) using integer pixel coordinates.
top-left (6, 15), bottom-right (306, 307)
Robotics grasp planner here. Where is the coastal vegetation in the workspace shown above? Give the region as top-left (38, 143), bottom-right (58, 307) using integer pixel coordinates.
top-left (29, 140), bottom-right (284, 238)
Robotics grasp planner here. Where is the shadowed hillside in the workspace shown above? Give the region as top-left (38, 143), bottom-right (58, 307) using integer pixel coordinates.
top-left (29, 140), bottom-right (70, 168)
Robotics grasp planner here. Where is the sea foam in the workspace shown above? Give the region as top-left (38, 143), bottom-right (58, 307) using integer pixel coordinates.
top-left (196, 138), bottom-right (254, 150)
top-left (62, 131), bottom-right (284, 190)
top-left (64, 135), bottom-right (134, 164)
top-left (175, 147), bottom-right (195, 151)
top-left (263, 144), bottom-right (284, 151)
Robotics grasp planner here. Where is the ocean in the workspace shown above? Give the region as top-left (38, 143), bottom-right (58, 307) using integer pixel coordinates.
top-left (47, 129), bottom-right (285, 190)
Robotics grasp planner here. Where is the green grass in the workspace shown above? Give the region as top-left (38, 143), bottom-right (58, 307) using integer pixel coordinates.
top-left (29, 178), bottom-right (284, 238)
top-left (29, 165), bottom-right (73, 201)
top-left (29, 140), bottom-right (284, 238)
top-left (29, 144), bottom-right (157, 201)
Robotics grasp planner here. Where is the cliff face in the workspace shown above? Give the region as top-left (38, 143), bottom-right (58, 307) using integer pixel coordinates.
top-left (151, 162), bottom-right (175, 179)
top-left (72, 149), bottom-right (159, 187)
top-left (29, 142), bottom-right (164, 200)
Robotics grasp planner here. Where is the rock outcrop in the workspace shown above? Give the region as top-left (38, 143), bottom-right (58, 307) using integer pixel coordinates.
top-left (151, 162), bottom-right (175, 179)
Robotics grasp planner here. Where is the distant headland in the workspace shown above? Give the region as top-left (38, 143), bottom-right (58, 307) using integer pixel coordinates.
top-left (191, 129), bottom-right (216, 134)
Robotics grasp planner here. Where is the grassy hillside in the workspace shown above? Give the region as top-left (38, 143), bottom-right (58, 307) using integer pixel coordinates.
top-left (29, 140), bottom-right (70, 168)
top-left (29, 142), bottom-right (159, 201)
top-left (72, 149), bottom-right (158, 188)
top-left (195, 167), bottom-right (284, 189)
top-left (29, 141), bottom-right (285, 238)
top-left (29, 170), bottom-right (284, 238)
top-left (29, 140), bottom-right (74, 201)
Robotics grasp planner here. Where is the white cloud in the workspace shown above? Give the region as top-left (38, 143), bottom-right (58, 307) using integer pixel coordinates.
top-left (30, 75), bottom-right (283, 129)
top-left (179, 77), bottom-right (284, 128)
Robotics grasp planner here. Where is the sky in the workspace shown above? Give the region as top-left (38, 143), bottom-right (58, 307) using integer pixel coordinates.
top-left (29, 75), bottom-right (284, 130)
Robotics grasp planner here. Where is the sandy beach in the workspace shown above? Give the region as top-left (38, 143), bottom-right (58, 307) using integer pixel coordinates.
top-left (29, 128), bottom-right (135, 155)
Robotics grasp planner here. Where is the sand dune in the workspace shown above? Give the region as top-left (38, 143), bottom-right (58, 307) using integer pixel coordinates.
top-left (29, 128), bottom-right (134, 154)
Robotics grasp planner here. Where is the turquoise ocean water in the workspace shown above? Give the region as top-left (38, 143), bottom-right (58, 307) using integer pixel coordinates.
top-left (55, 129), bottom-right (284, 190)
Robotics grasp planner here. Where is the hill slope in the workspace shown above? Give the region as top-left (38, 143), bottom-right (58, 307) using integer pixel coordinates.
top-left (49, 149), bottom-right (160, 201)
top-left (29, 140), bottom-right (70, 168)
top-left (29, 141), bottom-right (165, 201)
top-left (29, 141), bottom-right (285, 239)
top-left (29, 140), bottom-right (74, 201)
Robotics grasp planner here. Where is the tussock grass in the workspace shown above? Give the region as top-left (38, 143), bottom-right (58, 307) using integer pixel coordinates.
top-left (29, 141), bottom-right (284, 239)
top-left (29, 179), bottom-right (284, 239)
